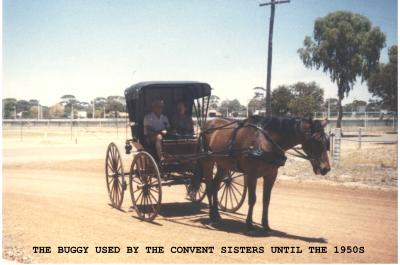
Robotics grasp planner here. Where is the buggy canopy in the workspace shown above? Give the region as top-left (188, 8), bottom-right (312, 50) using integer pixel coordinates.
top-left (124, 81), bottom-right (212, 123)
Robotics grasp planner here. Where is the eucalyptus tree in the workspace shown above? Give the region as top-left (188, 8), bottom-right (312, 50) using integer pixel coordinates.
top-left (298, 11), bottom-right (386, 127)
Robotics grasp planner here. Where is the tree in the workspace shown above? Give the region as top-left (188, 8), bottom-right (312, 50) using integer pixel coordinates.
top-left (271, 85), bottom-right (294, 116)
top-left (60, 95), bottom-right (78, 118)
top-left (29, 99), bottom-right (39, 106)
top-left (3, 98), bottom-right (17, 118)
top-left (366, 99), bottom-right (382, 112)
top-left (323, 98), bottom-right (339, 116)
top-left (209, 95), bottom-right (220, 110)
top-left (247, 87), bottom-right (266, 115)
top-left (91, 97), bottom-right (107, 118)
top-left (105, 96), bottom-right (125, 114)
top-left (288, 82), bottom-right (324, 117)
top-left (16, 100), bottom-right (31, 118)
top-left (343, 100), bottom-right (367, 112)
top-left (29, 106), bottom-right (41, 119)
top-left (49, 103), bottom-right (65, 118)
top-left (218, 99), bottom-right (245, 117)
top-left (298, 11), bottom-right (386, 127)
top-left (367, 45), bottom-right (398, 111)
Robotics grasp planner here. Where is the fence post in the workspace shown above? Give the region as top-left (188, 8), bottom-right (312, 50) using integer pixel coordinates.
top-left (20, 120), bottom-right (23, 142)
top-left (393, 114), bottom-right (396, 132)
top-left (333, 127), bottom-right (341, 165)
top-left (329, 128), bottom-right (334, 157)
top-left (358, 127), bottom-right (362, 150)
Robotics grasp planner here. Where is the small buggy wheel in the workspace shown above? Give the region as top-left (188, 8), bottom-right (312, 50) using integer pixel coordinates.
top-left (185, 180), bottom-right (207, 203)
top-left (218, 170), bottom-right (247, 213)
top-left (105, 142), bottom-right (125, 209)
top-left (129, 151), bottom-right (162, 221)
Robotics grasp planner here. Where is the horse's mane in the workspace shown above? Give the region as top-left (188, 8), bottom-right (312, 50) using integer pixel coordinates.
top-left (246, 115), bottom-right (304, 137)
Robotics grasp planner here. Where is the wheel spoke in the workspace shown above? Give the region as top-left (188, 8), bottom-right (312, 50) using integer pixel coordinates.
top-left (224, 184), bottom-right (229, 208)
top-left (150, 187), bottom-right (159, 193)
top-left (135, 190), bottom-right (144, 205)
top-left (228, 186), bottom-right (234, 209)
top-left (139, 190), bottom-right (145, 206)
top-left (230, 182), bottom-right (243, 197)
top-left (107, 176), bottom-right (113, 184)
top-left (148, 196), bottom-right (157, 214)
top-left (231, 180), bottom-right (244, 187)
top-left (133, 188), bottom-right (142, 194)
top-left (230, 185), bottom-right (239, 206)
top-left (219, 184), bottom-right (227, 204)
top-left (131, 177), bottom-right (142, 185)
top-left (149, 191), bottom-right (158, 205)
top-left (219, 180), bottom-right (227, 190)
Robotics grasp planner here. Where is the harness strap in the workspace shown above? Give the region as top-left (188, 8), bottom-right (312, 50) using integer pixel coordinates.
top-left (201, 119), bottom-right (317, 165)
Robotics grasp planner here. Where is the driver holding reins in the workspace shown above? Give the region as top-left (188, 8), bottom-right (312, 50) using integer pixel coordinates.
top-left (143, 99), bottom-right (170, 161)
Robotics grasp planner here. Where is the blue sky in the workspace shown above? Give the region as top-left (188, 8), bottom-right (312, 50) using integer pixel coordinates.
top-left (3, 0), bottom-right (398, 106)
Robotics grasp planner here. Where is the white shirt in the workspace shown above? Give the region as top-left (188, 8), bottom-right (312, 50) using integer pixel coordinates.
top-left (143, 112), bottom-right (170, 135)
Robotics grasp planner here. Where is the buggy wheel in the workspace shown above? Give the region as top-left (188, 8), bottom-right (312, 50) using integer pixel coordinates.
top-left (218, 170), bottom-right (247, 213)
top-left (185, 180), bottom-right (207, 203)
top-left (105, 142), bottom-right (126, 209)
top-left (129, 151), bottom-right (162, 221)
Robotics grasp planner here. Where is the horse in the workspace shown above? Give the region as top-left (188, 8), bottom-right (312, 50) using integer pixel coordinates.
top-left (199, 116), bottom-right (330, 231)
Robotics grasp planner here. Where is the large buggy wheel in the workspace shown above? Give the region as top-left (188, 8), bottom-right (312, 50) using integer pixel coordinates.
top-left (218, 170), bottom-right (247, 213)
top-left (129, 151), bottom-right (162, 221)
top-left (105, 142), bottom-right (126, 209)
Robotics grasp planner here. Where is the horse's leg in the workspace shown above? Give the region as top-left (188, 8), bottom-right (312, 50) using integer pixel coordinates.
top-left (261, 173), bottom-right (277, 231)
top-left (246, 174), bottom-right (257, 231)
top-left (201, 160), bottom-right (214, 221)
top-left (210, 165), bottom-right (225, 221)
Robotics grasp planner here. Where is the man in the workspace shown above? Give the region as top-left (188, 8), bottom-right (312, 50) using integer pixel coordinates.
top-left (143, 99), bottom-right (170, 160)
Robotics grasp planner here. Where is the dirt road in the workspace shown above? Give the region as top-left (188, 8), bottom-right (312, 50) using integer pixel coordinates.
top-left (2, 141), bottom-right (398, 263)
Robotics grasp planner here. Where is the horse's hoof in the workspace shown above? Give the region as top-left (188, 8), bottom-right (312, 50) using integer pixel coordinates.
top-left (210, 215), bottom-right (222, 223)
top-left (262, 226), bottom-right (272, 233)
top-left (262, 222), bottom-right (271, 232)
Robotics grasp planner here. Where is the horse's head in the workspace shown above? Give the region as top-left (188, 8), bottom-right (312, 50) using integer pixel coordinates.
top-left (300, 118), bottom-right (331, 175)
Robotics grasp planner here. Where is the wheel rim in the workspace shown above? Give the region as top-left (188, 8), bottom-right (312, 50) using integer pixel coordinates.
top-left (130, 152), bottom-right (162, 221)
top-left (218, 170), bottom-right (247, 213)
top-left (105, 142), bottom-right (125, 208)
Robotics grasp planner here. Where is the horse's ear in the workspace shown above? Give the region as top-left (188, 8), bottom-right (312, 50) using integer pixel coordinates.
top-left (321, 118), bottom-right (329, 128)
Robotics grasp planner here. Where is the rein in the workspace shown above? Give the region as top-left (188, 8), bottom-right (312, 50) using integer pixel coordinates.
top-left (287, 147), bottom-right (316, 162)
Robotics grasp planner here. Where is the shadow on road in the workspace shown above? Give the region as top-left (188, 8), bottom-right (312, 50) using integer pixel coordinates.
top-left (131, 201), bottom-right (327, 243)
top-left (196, 217), bottom-right (327, 243)
top-left (158, 201), bottom-right (208, 217)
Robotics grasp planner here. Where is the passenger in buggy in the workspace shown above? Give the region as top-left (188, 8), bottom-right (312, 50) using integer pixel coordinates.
top-left (171, 100), bottom-right (200, 200)
top-left (143, 99), bottom-right (170, 161)
top-left (170, 100), bottom-right (194, 137)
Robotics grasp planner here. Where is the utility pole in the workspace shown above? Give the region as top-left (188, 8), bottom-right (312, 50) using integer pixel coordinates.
top-left (260, 0), bottom-right (290, 116)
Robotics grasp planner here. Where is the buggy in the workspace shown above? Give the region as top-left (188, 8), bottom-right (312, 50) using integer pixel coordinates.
top-left (105, 81), bottom-right (247, 221)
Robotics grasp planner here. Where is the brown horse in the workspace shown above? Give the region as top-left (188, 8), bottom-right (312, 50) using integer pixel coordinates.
top-left (199, 116), bottom-right (330, 231)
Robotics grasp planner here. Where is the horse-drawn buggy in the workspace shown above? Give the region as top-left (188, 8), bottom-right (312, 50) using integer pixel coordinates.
top-left (105, 81), bottom-right (247, 221)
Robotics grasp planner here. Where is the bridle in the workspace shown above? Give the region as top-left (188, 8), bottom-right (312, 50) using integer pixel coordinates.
top-left (288, 120), bottom-right (330, 168)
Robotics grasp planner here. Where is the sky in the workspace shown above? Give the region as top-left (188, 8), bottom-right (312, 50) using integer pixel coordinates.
top-left (2, 0), bottom-right (398, 107)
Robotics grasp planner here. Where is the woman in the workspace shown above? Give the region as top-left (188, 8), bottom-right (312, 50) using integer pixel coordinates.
top-left (171, 100), bottom-right (194, 136)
